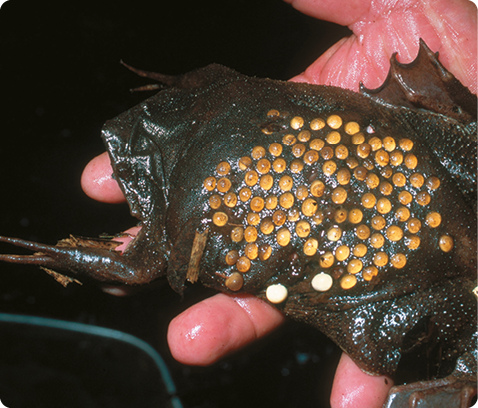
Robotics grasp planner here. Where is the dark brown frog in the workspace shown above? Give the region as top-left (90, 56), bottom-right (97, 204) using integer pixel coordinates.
top-left (0, 40), bottom-right (476, 408)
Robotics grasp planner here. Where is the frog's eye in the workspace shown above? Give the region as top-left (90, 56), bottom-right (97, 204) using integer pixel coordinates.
top-left (204, 110), bottom-right (450, 298)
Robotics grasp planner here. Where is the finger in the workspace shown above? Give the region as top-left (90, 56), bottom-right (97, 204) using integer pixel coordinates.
top-left (100, 226), bottom-right (141, 296)
top-left (330, 353), bottom-right (393, 408)
top-left (285, 0), bottom-right (370, 26)
top-left (81, 152), bottom-right (126, 203)
top-left (167, 293), bottom-right (285, 366)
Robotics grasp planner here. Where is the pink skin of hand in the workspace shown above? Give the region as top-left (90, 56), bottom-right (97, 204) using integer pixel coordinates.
top-left (81, 1), bottom-right (476, 407)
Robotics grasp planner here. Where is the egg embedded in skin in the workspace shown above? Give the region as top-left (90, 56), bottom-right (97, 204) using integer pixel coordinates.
top-left (203, 111), bottom-right (449, 297)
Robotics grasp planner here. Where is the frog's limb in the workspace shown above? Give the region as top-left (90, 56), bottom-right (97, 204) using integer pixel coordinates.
top-left (384, 351), bottom-right (477, 408)
top-left (361, 39), bottom-right (477, 124)
top-left (0, 231), bottom-right (168, 286)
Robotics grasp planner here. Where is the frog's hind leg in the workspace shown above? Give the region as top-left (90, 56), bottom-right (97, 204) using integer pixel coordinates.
top-left (384, 351), bottom-right (477, 408)
top-left (120, 60), bottom-right (242, 91)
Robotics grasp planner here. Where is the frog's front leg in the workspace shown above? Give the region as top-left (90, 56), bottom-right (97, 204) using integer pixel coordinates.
top-left (384, 351), bottom-right (477, 408)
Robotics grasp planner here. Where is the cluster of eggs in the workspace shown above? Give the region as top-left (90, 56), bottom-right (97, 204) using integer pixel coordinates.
top-left (203, 109), bottom-right (453, 304)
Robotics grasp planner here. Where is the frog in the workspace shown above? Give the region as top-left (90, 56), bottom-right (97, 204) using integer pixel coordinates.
top-left (0, 40), bottom-right (476, 408)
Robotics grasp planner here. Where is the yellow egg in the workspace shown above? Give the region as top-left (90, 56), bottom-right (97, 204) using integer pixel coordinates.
top-left (256, 158), bottom-right (271, 174)
top-left (335, 245), bottom-right (350, 261)
top-left (356, 224), bottom-right (371, 240)
top-left (327, 226), bottom-right (342, 241)
top-left (348, 208), bottom-right (363, 224)
top-left (290, 159), bottom-right (305, 173)
top-left (399, 138), bottom-right (414, 151)
top-left (353, 243), bottom-right (367, 257)
top-left (407, 218), bottom-right (422, 234)
top-left (260, 218), bottom-right (275, 235)
top-left (405, 235), bottom-right (420, 250)
top-left (410, 173), bottom-right (425, 188)
top-left (292, 143), bottom-right (306, 158)
top-left (251, 146), bottom-right (266, 159)
top-left (373, 252), bottom-right (389, 267)
top-left (223, 192), bottom-right (238, 208)
top-left (225, 272), bottom-right (244, 291)
top-left (279, 192), bottom-right (295, 209)
top-left (269, 143), bottom-right (283, 157)
top-left (389, 150), bottom-right (403, 167)
top-left (347, 259), bottom-right (363, 274)
top-left (319, 252), bottom-right (335, 268)
top-left (244, 226), bottom-right (258, 242)
top-left (239, 187), bottom-right (252, 202)
top-left (336, 145), bottom-right (349, 159)
top-left (404, 153), bottom-right (418, 169)
top-left (265, 195), bottom-right (278, 209)
top-left (332, 187), bottom-right (348, 204)
top-left (310, 118), bottom-right (326, 130)
top-left (273, 210), bottom-right (287, 226)
top-left (426, 212), bottom-right (442, 228)
top-left (376, 198), bottom-right (392, 214)
top-left (302, 198), bottom-right (318, 217)
top-left (310, 180), bottom-right (325, 197)
top-left (250, 196), bottom-right (265, 212)
top-left (344, 121), bottom-right (360, 135)
top-left (310, 138), bottom-right (325, 151)
top-left (244, 171), bottom-right (259, 187)
top-left (272, 158), bottom-right (287, 173)
top-left (395, 207), bottom-right (411, 222)
top-left (370, 233), bottom-right (385, 248)
top-left (386, 225), bottom-right (404, 242)
top-left (213, 212), bottom-right (228, 227)
top-left (225, 250), bottom-right (239, 265)
top-left (327, 115), bottom-right (343, 129)
top-left (398, 190), bottom-right (413, 205)
top-left (204, 176), bottom-right (216, 191)
top-left (290, 116), bottom-right (305, 130)
top-left (276, 228), bottom-right (291, 246)
top-left (298, 130), bottom-right (311, 142)
top-left (230, 227), bottom-right (244, 242)
top-left (216, 161), bottom-right (231, 176)
top-left (322, 160), bottom-right (337, 176)
top-left (259, 174), bottom-right (274, 191)
top-left (390, 253), bottom-right (407, 269)
top-left (236, 256), bottom-right (251, 273)
top-left (259, 244), bottom-right (272, 261)
top-left (369, 137), bottom-right (382, 151)
top-left (337, 168), bottom-right (351, 185)
top-left (303, 238), bottom-right (319, 256)
top-left (303, 150), bottom-right (319, 165)
top-left (340, 274), bottom-right (357, 289)
top-left (246, 212), bottom-right (261, 226)
top-left (238, 156), bottom-right (252, 170)
top-left (326, 131), bottom-right (341, 144)
top-left (295, 185), bottom-right (309, 200)
top-left (279, 175), bottom-right (294, 191)
top-left (296, 220), bottom-right (311, 238)
top-left (371, 216), bottom-right (386, 230)
top-left (209, 194), bottom-right (221, 209)
top-left (361, 193), bottom-right (376, 209)
top-left (382, 136), bottom-right (396, 152)
top-left (439, 235), bottom-right (454, 252)
top-left (245, 243), bottom-right (259, 260)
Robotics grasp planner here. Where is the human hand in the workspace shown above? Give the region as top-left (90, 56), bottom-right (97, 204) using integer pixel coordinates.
top-left (81, 1), bottom-right (476, 407)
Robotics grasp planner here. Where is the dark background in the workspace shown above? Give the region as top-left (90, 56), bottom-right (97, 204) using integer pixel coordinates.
top-left (0, 1), bottom-right (352, 407)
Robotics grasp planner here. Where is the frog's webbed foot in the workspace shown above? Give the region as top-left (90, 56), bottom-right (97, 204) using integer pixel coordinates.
top-left (384, 352), bottom-right (477, 408)
top-left (0, 234), bottom-right (165, 286)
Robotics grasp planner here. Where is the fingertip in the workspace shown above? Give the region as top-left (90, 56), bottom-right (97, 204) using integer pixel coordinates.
top-left (167, 293), bottom-right (284, 366)
top-left (330, 353), bottom-right (393, 408)
top-left (81, 152), bottom-right (125, 203)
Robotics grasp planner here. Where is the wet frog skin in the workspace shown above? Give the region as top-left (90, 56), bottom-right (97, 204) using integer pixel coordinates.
top-left (0, 40), bottom-right (476, 407)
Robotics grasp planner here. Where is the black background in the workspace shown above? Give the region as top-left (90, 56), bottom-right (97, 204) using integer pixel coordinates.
top-left (0, 1), bottom-right (352, 407)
